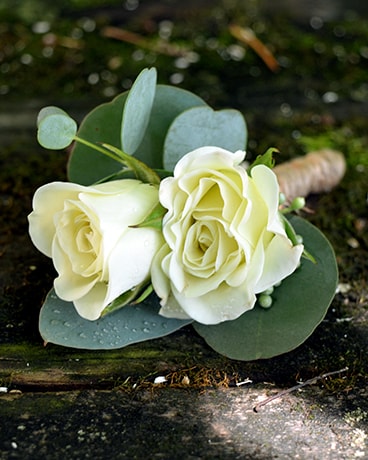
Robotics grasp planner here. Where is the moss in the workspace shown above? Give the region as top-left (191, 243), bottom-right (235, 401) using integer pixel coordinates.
top-left (0, 391), bottom-right (78, 417)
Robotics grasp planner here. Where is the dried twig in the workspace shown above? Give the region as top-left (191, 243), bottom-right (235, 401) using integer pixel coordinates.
top-left (253, 367), bottom-right (349, 412)
top-left (274, 149), bottom-right (346, 201)
top-left (101, 26), bottom-right (189, 57)
top-left (229, 24), bottom-right (279, 72)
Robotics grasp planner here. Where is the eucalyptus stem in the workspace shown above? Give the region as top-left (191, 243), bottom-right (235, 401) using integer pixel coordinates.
top-left (73, 136), bottom-right (126, 165)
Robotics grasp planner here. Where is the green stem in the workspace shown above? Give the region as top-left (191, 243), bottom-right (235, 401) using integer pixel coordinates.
top-left (73, 136), bottom-right (126, 165)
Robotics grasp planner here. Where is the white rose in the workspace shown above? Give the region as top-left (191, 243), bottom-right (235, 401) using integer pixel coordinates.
top-left (28, 179), bottom-right (163, 320)
top-left (151, 146), bottom-right (304, 325)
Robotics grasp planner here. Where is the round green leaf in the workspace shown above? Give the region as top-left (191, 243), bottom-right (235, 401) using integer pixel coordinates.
top-left (194, 216), bottom-right (338, 360)
top-left (121, 67), bottom-right (157, 154)
top-left (39, 289), bottom-right (192, 350)
top-left (163, 106), bottom-right (247, 171)
top-left (134, 85), bottom-right (208, 169)
top-left (67, 92), bottom-right (128, 185)
top-left (68, 85), bottom-right (207, 184)
top-left (37, 106), bottom-right (77, 149)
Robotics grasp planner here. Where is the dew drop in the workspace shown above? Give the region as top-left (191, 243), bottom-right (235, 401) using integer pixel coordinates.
top-left (63, 321), bottom-right (71, 327)
top-left (50, 319), bottom-right (60, 326)
top-left (142, 327), bottom-right (150, 333)
top-left (53, 309), bottom-right (61, 314)
top-left (131, 328), bottom-right (137, 333)
top-left (79, 332), bottom-right (87, 339)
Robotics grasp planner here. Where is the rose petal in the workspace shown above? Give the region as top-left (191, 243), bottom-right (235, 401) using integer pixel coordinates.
top-left (28, 181), bottom-right (88, 256)
top-left (52, 237), bottom-right (99, 301)
top-left (73, 282), bottom-right (109, 320)
top-left (80, 181), bottom-right (159, 258)
top-left (255, 235), bottom-right (304, 293)
top-left (167, 283), bottom-right (256, 325)
top-left (158, 292), bottom-right (191, 320)
top-left (173, 146), bottom-right (245, 177)
top-left (104, 227), bottom-right (163, 306)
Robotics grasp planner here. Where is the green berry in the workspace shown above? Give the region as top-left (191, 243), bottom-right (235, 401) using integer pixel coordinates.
top-left (279, 193), bottom-right (286, 205)
top-left (258, 294), bottom-right (273, 309)
top-left (295, 234), bottom-right (303, 244)
top-left (291, 196), bottom-right (305, 210)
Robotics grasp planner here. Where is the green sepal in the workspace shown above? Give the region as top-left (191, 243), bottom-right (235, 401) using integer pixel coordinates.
top-left (132, 201), bottom-right (166, 231)
top-left (301, 247), bottom-right (317, 264)
top-left (133, 284), bottom-right (154, 304)
top-left (100, 285), bottom-right (143, 317)
top-left (281, 213), bottom-right (317, 263)
top-left (248, 147), bottom-right (277, 174)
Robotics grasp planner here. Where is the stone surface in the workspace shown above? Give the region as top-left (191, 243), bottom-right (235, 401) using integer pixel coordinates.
top-left (0, 386), bottom-right (367, 459)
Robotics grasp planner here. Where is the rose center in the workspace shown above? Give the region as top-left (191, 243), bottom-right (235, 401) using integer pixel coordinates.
top-left (56, 202), bottom-right (104, 279)
top-left (75, 214), bottom-right (97, 255)
top-left (183, 218), bottom-right (241, 280)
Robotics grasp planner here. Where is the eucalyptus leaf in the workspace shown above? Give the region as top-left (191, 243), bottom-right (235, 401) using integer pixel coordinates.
top-left (37, 106), bottom-right (77, 149)
top-left (194, 216), bottom-right (338, 360)
top-left (68, 92), bottom-right (128, 185)
top-left (121, 67), bottom-right (157, 154)
top-left (39, 289), bottom-right (192, 350)
top-left (68, 85), bottom-right (206, 184)
top-left (163, 106), bottom-right (247, 171)
top-left (134, 85), bottom-right (208, 169)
